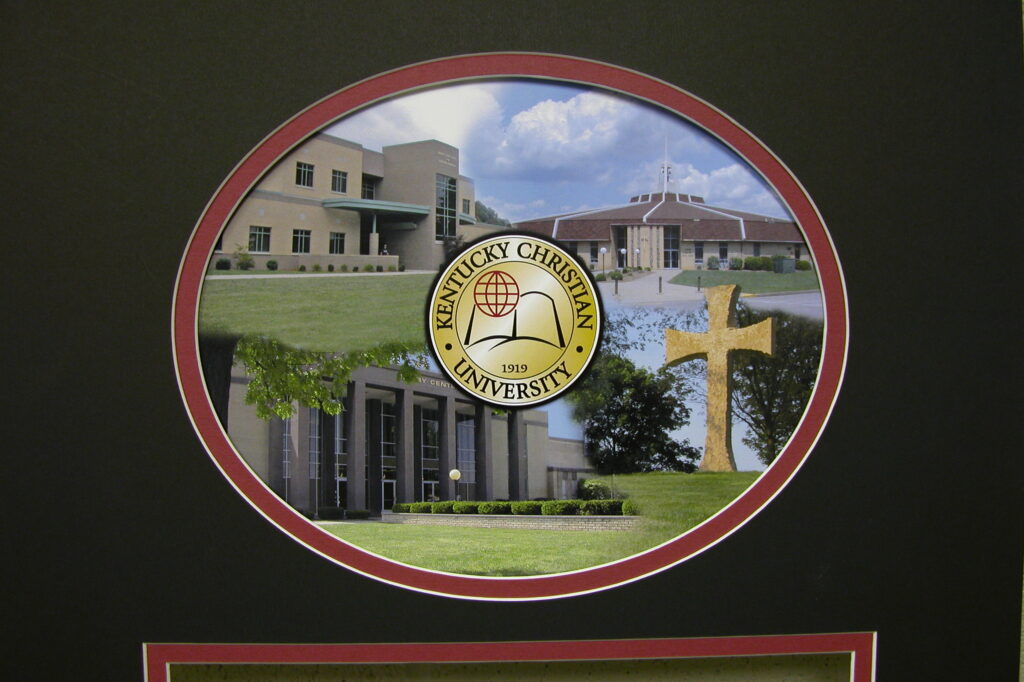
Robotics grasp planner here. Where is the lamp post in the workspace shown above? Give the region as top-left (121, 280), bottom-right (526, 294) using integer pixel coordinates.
top-left (599, 246), bottom-right (607, 273)
top-left (618, 247), bottom-right (626, 271)
top-left (634, 247), bottom-right (640, 270)
top-left (449, 468), bottom-right (462, 502)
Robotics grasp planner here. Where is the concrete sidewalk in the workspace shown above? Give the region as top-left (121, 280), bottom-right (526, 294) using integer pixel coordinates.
top-left (596, 269), bottom-right (705, 308)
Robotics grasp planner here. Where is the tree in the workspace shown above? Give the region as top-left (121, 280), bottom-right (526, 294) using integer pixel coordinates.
top-left (199, 333), bottom-right (425, 426)
top-left (474, 200), bottom-right (510, 226)
top-left (731, 307), bottom-right (822, 465)
top-left (567, 354), bottom-right (699, 474)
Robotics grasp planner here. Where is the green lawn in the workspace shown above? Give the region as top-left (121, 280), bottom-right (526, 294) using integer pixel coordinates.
top-left (318, 471), bottom-right (760, 576)
top-left (669, 269), bottom-right (819, 293)
top-left (198, 273), bottom-right (434, 351)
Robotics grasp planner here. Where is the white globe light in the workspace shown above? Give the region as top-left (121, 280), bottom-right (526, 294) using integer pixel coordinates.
top-left (449, 468), bottom-right (462, 481)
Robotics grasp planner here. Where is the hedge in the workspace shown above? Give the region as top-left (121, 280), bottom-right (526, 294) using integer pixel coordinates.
top-left (409, 502), bottom-right (433, 513)
top-left (452, 501), bottom-right (480, 514)
top-left (511, 501), bottom-right (543, 515)
top-left (391, 502), bottom-right (411, 513)
top-left (795, 259), bottom-right (812, 271)
top-left (622, 499), bottom-right (640, 515)
top-left (478, 501), bottom-right (512, 514)
top-left (541, 499), bottom-right (581, 516)
top-left (581, 499), bottom-right (624, 515)
top-left (345, 509), bottom-right (371, 520)
top-left (578, 479), bottom-right (612, 500)
top-left (430, 501), bottom-right (455, 514)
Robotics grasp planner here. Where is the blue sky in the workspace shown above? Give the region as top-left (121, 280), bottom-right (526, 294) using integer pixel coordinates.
top-left (327, 79), bottom-right (791, 223)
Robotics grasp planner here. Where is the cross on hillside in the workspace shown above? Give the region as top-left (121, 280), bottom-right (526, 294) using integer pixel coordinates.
top-left (665, 285), bottom-right (774, 472)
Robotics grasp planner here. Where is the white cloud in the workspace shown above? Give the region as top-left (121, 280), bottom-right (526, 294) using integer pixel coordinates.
top-left (326, 83), bottom-right (505, 161)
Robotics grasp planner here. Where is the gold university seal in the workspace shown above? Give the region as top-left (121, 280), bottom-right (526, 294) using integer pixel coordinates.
top-left (428, 234), bottom-right (601, 407)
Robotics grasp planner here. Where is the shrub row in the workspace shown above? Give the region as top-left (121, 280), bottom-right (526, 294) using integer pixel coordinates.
top-left (743, 256), bottom-right (774, 271)
top-left (795, 259), bottom-right (812, 271)
top-left (249, 262), bottom-right (406, 273)
top-left (391, 499), bottom-right (635, 516)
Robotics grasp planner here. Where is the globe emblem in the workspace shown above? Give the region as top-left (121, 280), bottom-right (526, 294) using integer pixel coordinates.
top-left (473, 270), bottom-right (519, 317)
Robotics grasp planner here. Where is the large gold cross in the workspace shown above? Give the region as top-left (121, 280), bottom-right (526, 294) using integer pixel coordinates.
top-left (665, 285), bottom-right (774, 472)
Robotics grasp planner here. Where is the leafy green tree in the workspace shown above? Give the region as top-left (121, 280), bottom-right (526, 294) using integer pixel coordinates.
top-left (731, 307), bottom-right (822, 465)
top-left (567, 354), bottom-right (699, 474)
top-left (474, 200), bottom-right (510, 226)
top-left (199, 333), bottom-right (424, 426)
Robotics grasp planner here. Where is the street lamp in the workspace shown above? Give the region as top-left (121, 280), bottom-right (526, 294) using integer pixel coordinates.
top-left (618, 247), bottom-right (626, 271)
top-left (599, 246), bottom-right (607, 273)
top-left (449, 468), bottom-right (462, 502)
top-left (634, 247), bottom-right (640, 270)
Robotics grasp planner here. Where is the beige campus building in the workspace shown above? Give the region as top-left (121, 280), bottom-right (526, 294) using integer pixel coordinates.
top-left (227, 366), bottom-right (592, 518)
top-left (215, 134), bottom-right (495, 272)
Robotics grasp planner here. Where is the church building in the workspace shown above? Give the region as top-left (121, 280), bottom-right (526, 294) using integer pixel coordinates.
top-left (515, 189), bottom-right (807, 271)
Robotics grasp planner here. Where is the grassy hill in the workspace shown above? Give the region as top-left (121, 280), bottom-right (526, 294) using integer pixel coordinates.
top-left (198, 273), bottom-right (434, 351)
top-left (319, 471), bottom-right (761, 576)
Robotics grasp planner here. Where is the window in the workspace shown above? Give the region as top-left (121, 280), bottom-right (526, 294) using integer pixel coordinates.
top-left (435, 173), bottom-right (457, 239)
top-left (215, 233), bottom-right (224, 252)
top-left (694, 241), bottom-right (704, 264)
top-left (795, 245), bottom-right (802, 259)
top-left (590, 241), bottom-right (599, 264)
top-left (663, 227), bottom-right (680, 268)
top-left (361, 177), bottom-right (375, 199)
top-left (329, 232), bottom-right (345, 255)
top-left (719, 242), bottom-right (729, 261)
top-left (249, 225), bottom-right (271, 253)
top-left (292, 229), bottom-right (310, 254)
top-left (455, 414), bottom-right (476, 485)
top-left (381, 403), bottom-right (396, 458)
top-left (753, 242), bottom-right (761, 257)
top-left (295, 161), bottom-right (314, 188)
top-left (308, 408), bottom-right (320, 481)
top-left (462, 198), bottom-right (470, 214)
top-left (421, 408), bottom-right (439, 462)
top-left (281, 418), bottom-right (293, 481)
top-left (331, 169), bottom-right (348, 193)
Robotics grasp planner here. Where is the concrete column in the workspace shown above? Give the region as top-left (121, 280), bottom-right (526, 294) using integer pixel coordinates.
top-left (367, 399), bottom-right (383, 515)
top-left (474, 402), bottom-right (491, 501)
top-left (346, 380), bottom-right (366, 511)
top-left (412, 405), bottom-right (423, 501)
top-left (368, 213), bottom-right (379, 255)
top-left (395, 388), bottom-right (415, 503)
top-left (438, 396), bottom-right (457, 500)
top-left (508, 409), bottom-right (528, 500)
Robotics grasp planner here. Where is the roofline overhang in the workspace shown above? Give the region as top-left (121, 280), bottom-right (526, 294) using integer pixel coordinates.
top-left (322, 197), bottom-right (432, 217)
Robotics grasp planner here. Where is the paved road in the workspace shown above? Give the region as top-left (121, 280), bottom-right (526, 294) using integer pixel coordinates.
top-left (597, 269), bottom-right (823, 319)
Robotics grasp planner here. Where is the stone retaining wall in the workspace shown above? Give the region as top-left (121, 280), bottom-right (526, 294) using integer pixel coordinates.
top-left (380, 513), bottom-right (640, 531)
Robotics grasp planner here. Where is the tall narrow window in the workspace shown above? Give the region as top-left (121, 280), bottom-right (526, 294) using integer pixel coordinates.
top-left (281, 417), bottom-right (293, 505)
top-left (694, 241), bottom-right (704, 265)
top-left (462, 198), bottom-right (470, 214)
top-left (435, 174), bottom-right (456, 239)
top-left (331, 169), bottom-right (348, 193)
top-left (329, 232), bottom-right (345, 255)
top-left (292, 229), bottom-right (311, 254)
top-left (455, 414), bottom-right (476, 485)
top-left (753, 242), bottom-right (761, 257)
top-left (663, 226), bottom-right (680, 268)
top-left (590, 241), bottom-right (599, 265)
top-left (248, 225), bottom-right (271, 253)
top-left (308, 408), bottom-right (320, 481)
top-left (295, 162), bottom-right (314, 188)
top-left (795, 245), bottom-right (802, 260)
top-left (719, 242), bottom-right (729, 261)
top-left (361, 176), bottom-right (375, 199)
